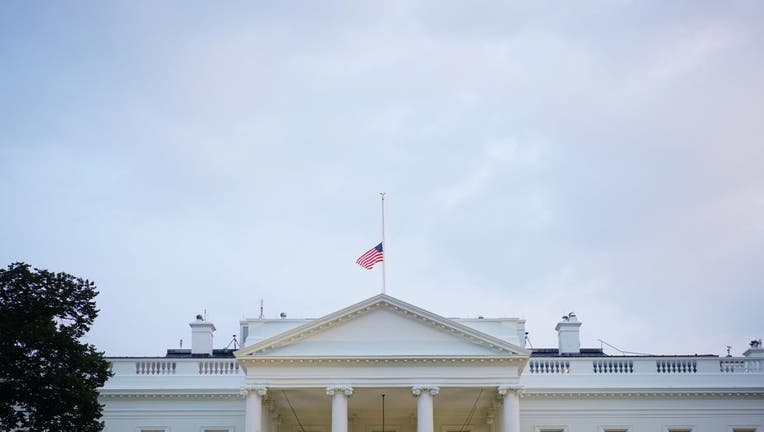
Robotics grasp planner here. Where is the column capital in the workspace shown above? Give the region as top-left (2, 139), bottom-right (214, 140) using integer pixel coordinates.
top-left (241, 384), bottom-right (268, 397)
top-left (497, 385), bottom-right (523, 397)
top-left (412, 386), bottom-right (440, 396)
top-left (326, 385), bottom-right (354, 396)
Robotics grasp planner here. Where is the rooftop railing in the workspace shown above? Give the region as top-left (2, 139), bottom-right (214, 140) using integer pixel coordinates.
top-left (107, 356), bottom-right (763, 380)
top-left (525, 356), bottom-right (763, 375)
top-left (110, 358), bottom-right (243, 376)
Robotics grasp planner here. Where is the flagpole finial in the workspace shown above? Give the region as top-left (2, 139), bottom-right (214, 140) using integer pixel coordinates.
top-left (380, 192), bottom-right (386, 200)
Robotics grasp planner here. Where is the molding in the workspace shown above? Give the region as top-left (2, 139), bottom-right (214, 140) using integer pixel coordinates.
top-left (238, 356), bottom-right (526, 365)
top-left (238, 378), bottom-right (528, 388)
top-left (100, 391), bottom-right (243, 400)
top-left (521, 388), bottom-right (764, 399)
top-left (236, 294), bottom-right (530, 359)
top-left (326, 385), bottom-right (354, 396)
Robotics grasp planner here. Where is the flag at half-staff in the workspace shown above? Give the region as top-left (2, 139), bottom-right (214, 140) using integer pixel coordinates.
top-left (356, 242), bottom-right (383, 269)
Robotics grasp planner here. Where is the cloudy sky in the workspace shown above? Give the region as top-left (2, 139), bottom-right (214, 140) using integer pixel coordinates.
top-left (1, 1), bottom-right (762, 357)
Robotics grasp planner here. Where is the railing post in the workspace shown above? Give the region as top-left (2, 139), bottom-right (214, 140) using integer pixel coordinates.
top-left (696, 357), bottom-right (720, 374)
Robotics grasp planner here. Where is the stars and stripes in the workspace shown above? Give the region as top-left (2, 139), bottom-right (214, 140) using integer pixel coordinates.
top-left (356, 242), bottom-right (383, 269)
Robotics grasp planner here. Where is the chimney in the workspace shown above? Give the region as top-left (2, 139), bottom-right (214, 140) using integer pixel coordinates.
top-left (190, 314), bottom-right (216, 356)
top-left (555, 312), bottom-right (581, 355)
top-left (744, 339), bottom-right (763, 358)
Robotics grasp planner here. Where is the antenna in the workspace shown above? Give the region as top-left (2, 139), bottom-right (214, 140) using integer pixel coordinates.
top-left (597, 339), bottom-right (654, 356)
top-left (203, 308), bottom-right (207, 321)
top-left (524, 331), bottom-right (534, 349)
top-left (259, 299), bottom-right (264, 319)
top-left (226, 334), bottom-right (239, 349)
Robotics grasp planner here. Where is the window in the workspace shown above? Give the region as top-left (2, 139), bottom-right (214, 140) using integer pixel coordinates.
top-left (441, 425), bottom-right (472, 432)
top-left (601, 428), bottom-right (630, 432)
top-left (298, 426), bottom-right (326, 432)
top-left (731, 428), bottom-right (757, 432)
top-left (138, 429), bottom-right (168, 432)
top-left (535, 427), bottom-right (567, 432)
top-left (665, 427), bottom-right (693, 432)
top-left (202, 429), bottom-right (233, 432)
top-left (241, 325), bottom-right (249, 344)
top-left (367, 425), bottom-right (398, 432)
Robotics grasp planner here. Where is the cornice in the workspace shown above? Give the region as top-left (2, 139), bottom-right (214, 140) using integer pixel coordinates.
top-left (237, 356), bottom-right (527, 365)
top-left (99, 390), bottom-right (243, 400)
top-left (521, 388), bottom-right (764, 399)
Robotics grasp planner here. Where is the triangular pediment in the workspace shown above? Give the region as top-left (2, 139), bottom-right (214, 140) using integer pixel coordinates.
top-left (236, 294), bottom-right (529, 359)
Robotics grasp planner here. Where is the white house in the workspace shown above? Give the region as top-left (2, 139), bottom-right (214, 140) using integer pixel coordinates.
top-left (100, 294), bottom-right (764, 432)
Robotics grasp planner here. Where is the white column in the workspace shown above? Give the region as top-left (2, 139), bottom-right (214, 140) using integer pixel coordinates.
top-left (241, 385), bottom-right (267, 432)
top-left (327, 386), bottom-right (354, 432)
top-left (263, 400), bottom-right (272, 432)
top-left (412, 386), bottom-right (439, 432)
top-left (270, 411), bottom-right (281, 432)
top-left (493, 399), bottom-right (503, 432)
top-left (497, 386), bottom-right (522, 432)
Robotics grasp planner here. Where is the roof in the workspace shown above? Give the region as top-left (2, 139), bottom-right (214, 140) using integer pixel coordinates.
top-left (530, 348), bottom-right (719, 358)
top-left (236, 293), bottom-right (531, 359)
top-left (164, 348), bottom-right (236, 358)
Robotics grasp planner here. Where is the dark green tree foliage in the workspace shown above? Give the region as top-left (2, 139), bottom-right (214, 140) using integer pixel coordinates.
top-left (0, 263), bottom-right (112, 432)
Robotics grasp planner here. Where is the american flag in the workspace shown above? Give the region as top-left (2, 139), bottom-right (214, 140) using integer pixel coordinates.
top-left (356, 242), bottom-right (383, 269)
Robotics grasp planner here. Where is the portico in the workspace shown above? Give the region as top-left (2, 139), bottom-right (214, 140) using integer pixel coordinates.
top-left (235, 295), bottom-right (530, 432)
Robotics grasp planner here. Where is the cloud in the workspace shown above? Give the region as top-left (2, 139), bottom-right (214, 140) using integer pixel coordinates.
top-left (2, 0), bottom-right (763, 358)
top-left (435, 139), bottom-right (541, 209)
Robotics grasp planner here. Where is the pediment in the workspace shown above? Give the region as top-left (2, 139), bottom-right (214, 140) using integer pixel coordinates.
top-left (236, 294), bottom-right (529, 359)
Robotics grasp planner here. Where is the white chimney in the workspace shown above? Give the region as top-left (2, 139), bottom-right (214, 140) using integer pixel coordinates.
top-left (555, 312), bottom-right (582, 355)
top-left (744, 339), bottom-right (763, 358)
top-left (190, 315), bottom-right (216, 356)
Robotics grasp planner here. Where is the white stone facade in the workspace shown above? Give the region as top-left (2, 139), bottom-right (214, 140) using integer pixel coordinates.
top-left (100, 295), bottom-right (764, 432)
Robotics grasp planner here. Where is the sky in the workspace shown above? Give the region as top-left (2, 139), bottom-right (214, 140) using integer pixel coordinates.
top-left (1, 1), bottom-right (762, 358)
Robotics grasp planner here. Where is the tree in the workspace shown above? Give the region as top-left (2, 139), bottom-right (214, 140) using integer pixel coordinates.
top-left (0, 262), bottom-right (112, 431)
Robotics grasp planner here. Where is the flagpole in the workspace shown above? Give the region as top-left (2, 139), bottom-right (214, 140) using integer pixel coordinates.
top-left (380, 192), bottom-right (386, 295)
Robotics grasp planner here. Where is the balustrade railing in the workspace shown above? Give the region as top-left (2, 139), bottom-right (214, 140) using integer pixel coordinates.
top-left (593, 359), bottom-right (634, 374)
top-left (720, 358), bottom-right (762, 373)
top-left (198, 360), bottom-right (240, 375)
top-left (122, 356), bottom-right (762, 379)
top-left (109, 358), bottom-right (245, 376)
top-left (528, 359), bottom-right (570, 374)
top-left (135, 360), bottom-right (176, 375)
top-left (656, 359), bottom-right (697, 373)
top-left (521, 356), bottom-right (764, 377)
